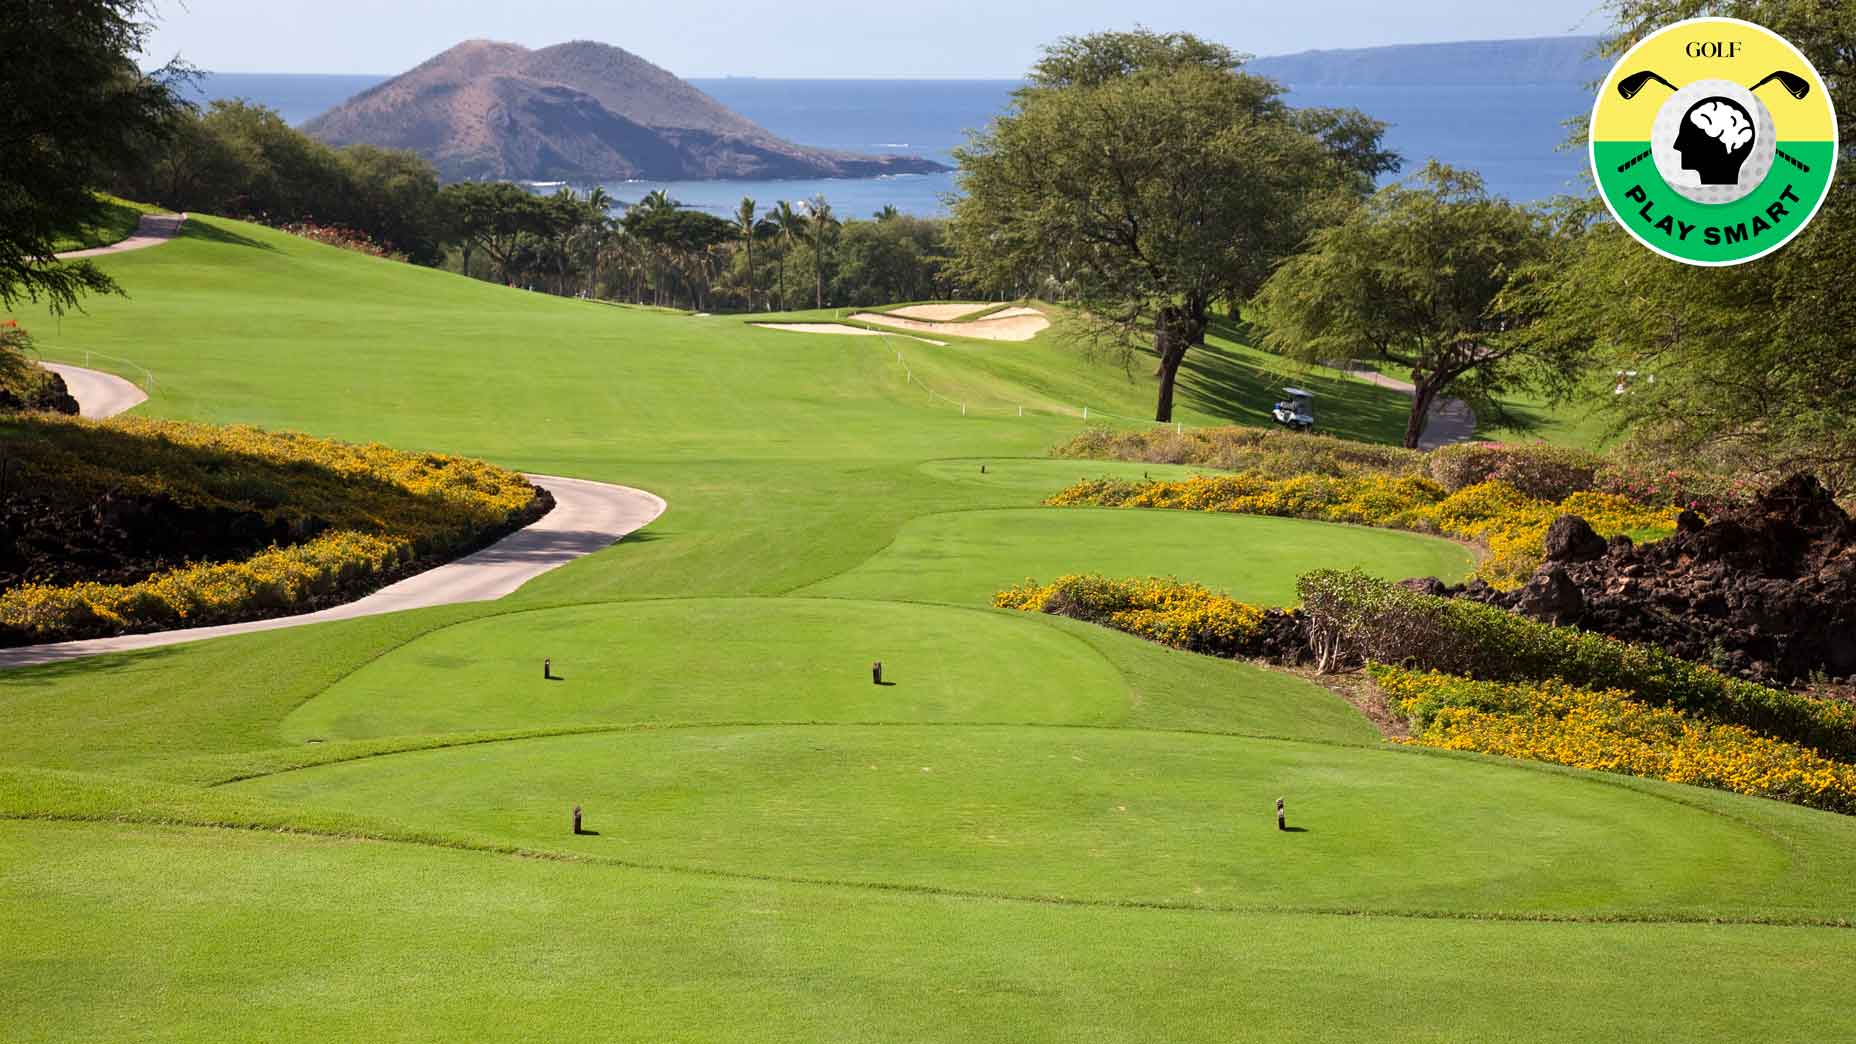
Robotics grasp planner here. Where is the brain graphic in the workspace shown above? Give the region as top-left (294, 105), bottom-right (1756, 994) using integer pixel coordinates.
top-left (1691, 101), bottom-right (1754, 152)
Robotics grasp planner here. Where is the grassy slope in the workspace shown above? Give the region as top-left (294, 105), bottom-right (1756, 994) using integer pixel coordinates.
top-left (1486, 382), bottom-right (1623, 450)
top-left (46, 195), bottom-right (161, 253)
top-left (803, 503), bottom-right (1474, 606)
top-left (750, 306), bottom-right (1416, 443)
top-left (5, 217), bottom-right (1853, 1040)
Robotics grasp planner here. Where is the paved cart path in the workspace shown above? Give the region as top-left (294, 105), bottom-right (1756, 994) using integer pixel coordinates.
top-left (53, 212), bottom-right (188, 259)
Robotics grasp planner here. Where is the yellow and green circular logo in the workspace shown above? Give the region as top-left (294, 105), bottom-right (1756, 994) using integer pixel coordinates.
top-left (1591, 17), bottom-right (1838, 266)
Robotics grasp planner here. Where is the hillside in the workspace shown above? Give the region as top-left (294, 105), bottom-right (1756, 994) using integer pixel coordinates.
top-left (303, 39), bottom-right (949, 181)
top-left (1250, 34), bottom-right (1607, 86)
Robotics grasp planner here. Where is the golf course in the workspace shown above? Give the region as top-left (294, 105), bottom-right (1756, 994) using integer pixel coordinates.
top-left (6, 216), bottom-right (1855, 1042)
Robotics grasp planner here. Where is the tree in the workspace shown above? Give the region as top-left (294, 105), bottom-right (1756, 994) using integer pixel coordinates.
top-left (573, 187), bottom-right (616, 296)
top-left (439, 182), bottom-right (548, 284)
top-left (950, 29), bottom-right (1392, 421)
top-left (1528, 0), bottom-right (1856, 485)
top-left (622, 201), bottom-right (733, 309)
top-left (804, 196), bottom-right (840, 309)
top-left (832, 216), bottom-right (958, 306)
top-left (770, 201), bottom-right (808, 311)
top-left (734, 197), bottom-right (760, 310)
top-left (340, 144), bottom-right (445, 263)
top-left (107, 99), bottom-right (451, 262)
top-left (1250, 163), bottom-right (1565, 449)
top-left (540, 188), bottom-right (598, 294)
top-left (0, 0), bottom-right (194, 313)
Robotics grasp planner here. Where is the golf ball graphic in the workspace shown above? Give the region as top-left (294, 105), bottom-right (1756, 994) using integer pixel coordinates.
top-left (1651, 78), bottom-right (1777, 205)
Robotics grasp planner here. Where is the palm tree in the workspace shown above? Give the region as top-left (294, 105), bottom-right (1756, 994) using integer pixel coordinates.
top-left (734, 197), bottom-right (758, 311)
top-left (770, 200), bottom-right (807, 312)
top-left (575, 187), bottom-right (616, 297)
top-left (804, 195), bottom-right (840, 309)
top-left (874, 204), bottom-right (901, 222)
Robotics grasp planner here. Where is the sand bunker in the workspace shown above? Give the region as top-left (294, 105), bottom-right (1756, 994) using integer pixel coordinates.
top-left (752, 322), bottom-right (947, 346)
top-left (850, 309), bottom-right (1051, 342)
top-left (887, 302), bottom-right (993, 321)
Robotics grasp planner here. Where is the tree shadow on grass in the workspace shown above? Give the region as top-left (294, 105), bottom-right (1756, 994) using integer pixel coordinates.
top-left (179, 219), bottom-right (272, 251)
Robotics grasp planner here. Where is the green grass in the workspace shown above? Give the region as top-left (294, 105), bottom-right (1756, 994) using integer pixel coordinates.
top-left (9, 821), bottom-right (1856, 1044)
top-left (271, 596), bottom-right (1368, 747)
top-left (803, 505), bottom-right (1474, 606)
top-left (47, 194), bottom-right (161, 253)
top-left (1483, 382), bottom-right (1624, 451)
top-left (278, 597), bottom-right (1135, 741)
top-left (4, 214), bottom-right (1853, 1040)
top-left (226, 723), bottom-right (1798, 916)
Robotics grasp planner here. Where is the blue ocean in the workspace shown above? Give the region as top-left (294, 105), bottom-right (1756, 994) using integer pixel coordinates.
top-left (191, 73), bottom-right (1593, 217)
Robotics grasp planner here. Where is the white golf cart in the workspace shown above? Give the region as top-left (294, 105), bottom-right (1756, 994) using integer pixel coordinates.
top-left (1271, 387), bottom-right (1314, 432)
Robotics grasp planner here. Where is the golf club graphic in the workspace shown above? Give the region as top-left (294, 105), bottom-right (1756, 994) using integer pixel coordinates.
top-left (1613, 69), bottom-right (1813, 173)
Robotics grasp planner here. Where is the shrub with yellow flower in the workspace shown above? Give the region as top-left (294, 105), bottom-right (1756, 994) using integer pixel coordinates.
top-left (0, 414), bottom-right (540, 643)
top-left (1372, 666), bottom-right (1856, 815)
top-left (1047, 473), bottom-right (1679, 587)
top-left (995, 574), bottom-right (1273, 658)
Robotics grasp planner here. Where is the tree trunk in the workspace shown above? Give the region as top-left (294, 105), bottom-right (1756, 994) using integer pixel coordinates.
top-left (1155, 347), bottom-right (1186, 422)
top-left (1152, 305), bottom-right (1203, 424)
top-left (1403, 377), bottom-right (1440, 450)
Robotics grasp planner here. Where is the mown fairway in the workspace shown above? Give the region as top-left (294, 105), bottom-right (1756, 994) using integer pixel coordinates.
top-left (5, 218), bottom-right (1854, 1042)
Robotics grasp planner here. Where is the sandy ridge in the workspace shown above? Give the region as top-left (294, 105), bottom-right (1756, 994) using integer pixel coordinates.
top-left (850, 309), bottom-right (1051, 342)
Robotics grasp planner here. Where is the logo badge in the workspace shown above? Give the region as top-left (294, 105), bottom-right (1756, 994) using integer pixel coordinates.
top-left (1591, 17), bottom-right (1837, 266)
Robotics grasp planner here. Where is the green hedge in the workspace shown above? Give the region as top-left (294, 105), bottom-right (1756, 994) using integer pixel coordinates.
top-left (1298, 569), bottom-right (1856, 759)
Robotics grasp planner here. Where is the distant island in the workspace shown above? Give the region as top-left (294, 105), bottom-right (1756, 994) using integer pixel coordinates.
top-left (1248, 35), bottom-right (1607, 86)
top-left (303, 39), bottom-right (950, 182)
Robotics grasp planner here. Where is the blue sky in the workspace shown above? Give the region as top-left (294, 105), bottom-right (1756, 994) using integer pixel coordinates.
top-left (143, 0), bottom-right (1609, 77)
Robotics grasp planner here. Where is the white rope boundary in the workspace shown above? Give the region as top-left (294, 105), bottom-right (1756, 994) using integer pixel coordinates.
top-left (48, 348), bottom-right (158, 393)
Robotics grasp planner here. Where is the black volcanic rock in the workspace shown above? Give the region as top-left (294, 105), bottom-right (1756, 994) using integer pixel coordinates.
top-left (1431, 475), bottom-right (1856, 685)
top-left (1543, 514), bottom-right (1607, 564)
top-left (1513, 566), bottom-right (1584, 626)
top-left (303, 39), bottom-right (949, 182)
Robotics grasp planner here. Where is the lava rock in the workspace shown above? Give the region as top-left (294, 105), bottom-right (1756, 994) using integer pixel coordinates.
top-left (1435, 474), bottom-right (1856, 685)
top-left (1514, 566), bottom-right (1584, 625)
top-left (1543, 514), bottom-right (1609, 564)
